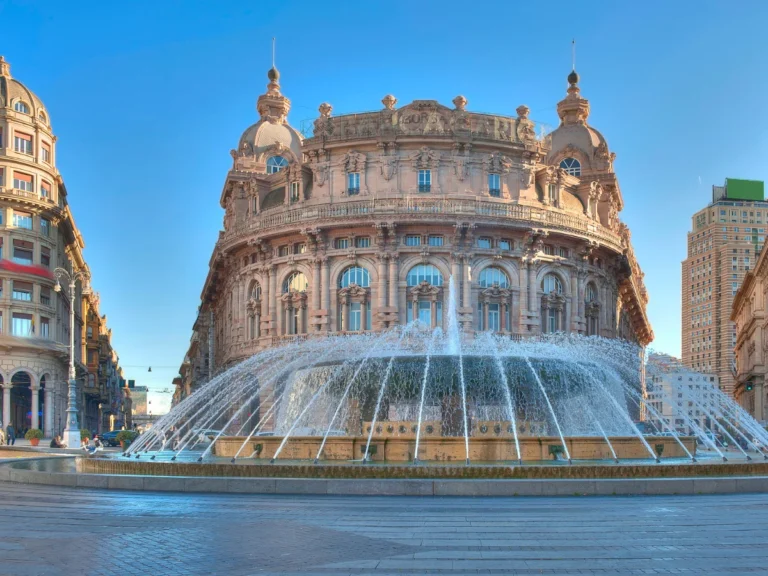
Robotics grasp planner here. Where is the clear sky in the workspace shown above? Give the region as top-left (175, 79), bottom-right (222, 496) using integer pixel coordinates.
top-left (3, 1), bottom-right (768, 413)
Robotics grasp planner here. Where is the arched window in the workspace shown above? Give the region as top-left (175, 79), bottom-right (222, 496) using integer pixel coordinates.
top-left (38, 111), bottom-right (47, 123)
top-left (250, 283), bottom-right (262, 300)
top-left (559, 157), bottom-right (581, 177)
top-left (478, 267), bottom-right (509, 288)
top-left (407, 264), bottom-right (443, 287)
top-left (247, 283), bottom-right (262, 340)
top-left (478, 267), bottom-right (511, 332)
top-left (586, 283), bottom-right (597, 303)
top-left (338, 266), bottom-right (371, 331)
top-left (14, 101), bottom-right (29, 114)
top-left (266, 156), bottom-right (288, 174)
top-left (406, 264), bottom-right (443, 327)
top-left (541, 274), bottom-right (563, 294)
top-left (339, 266), bottom-right (370, 288)
top-left (282, 272), bottom-right (307, 293)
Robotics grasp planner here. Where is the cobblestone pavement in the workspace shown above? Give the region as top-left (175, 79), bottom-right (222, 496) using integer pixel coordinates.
top-left (0, 481), bottom-right (766, 575)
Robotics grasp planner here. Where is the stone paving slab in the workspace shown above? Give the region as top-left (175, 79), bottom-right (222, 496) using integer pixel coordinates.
top-left (0, 482), bottom-right (767, 574)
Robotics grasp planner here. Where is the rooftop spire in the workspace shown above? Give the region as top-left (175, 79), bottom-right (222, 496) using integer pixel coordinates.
top-left (257, 38), bottom-right (291, 123)
top-left (556, 40), bottom-right (589, 126)
top-left (0, 56), bottom-right (10, 78)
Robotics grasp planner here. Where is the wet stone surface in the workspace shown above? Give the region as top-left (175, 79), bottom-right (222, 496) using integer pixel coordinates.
top-left (0, 481), bottom-right (767, 575)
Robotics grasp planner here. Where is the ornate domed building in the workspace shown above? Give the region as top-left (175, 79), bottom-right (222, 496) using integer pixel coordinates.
top-left (176, 64), bottom-right (652, 399)
top-left (0, 56), bottom-right (124, 437)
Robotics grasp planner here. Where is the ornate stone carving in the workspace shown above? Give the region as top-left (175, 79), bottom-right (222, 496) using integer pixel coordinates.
top-left (313, 102), bottom-right (334, 138)
top-left (343, 150), bottom-right (366, 173)
top-left (382, 94), bottom-right (397, 110)
top-left (408, 281), bottom-right (442, 301)
top-left (338, 283), bottom-right (369, 304)
top-left (452, 95), bottom-right (467, 111)
top-left (409, 146), bottom-right (440, 169)
top-left (380, 154), bottom-right (399, 181)
top-left (516, 106), bottom-right (536, 141)
top-left (486, 151), bottom-right (513, 174)
top-left (453, 155), bottom-right (469, 181)
top-left (312, 161), bottom-right (329, 187)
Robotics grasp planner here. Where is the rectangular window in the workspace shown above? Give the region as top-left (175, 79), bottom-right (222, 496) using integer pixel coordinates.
top-left (405, 235), bottom-right (421, 247)
top-left (40, 286), bottom-right (51, 306)
top-left (40, 246), bottom-right (50, 268)
top-left (290, 182), bottom-right (300, 203)
top-left (87, 326), bottom-right (93, 339)
top-left (13, 132), bottom-right (32, 155)
top-left (278, 245), bottom-right (289, 257)
top-left (347, 172), bottom-right (360, 195)
top-left (12, 171), bottom-right (33, 192)
top-left (418, 169), bottom-right (431, 192)
top-left (478, 237), bottom-right (492, 249)
top-left (499, 239), bottom-right (511, 250)
top-left (488, 173), bottom-right (501, 197)
top-left (13, 211), bottom-right (32, 229)
top-left (41, 181), bottom-right (51, 199)
top-left (12, 239), bottom-right (33, 264)
top-left (12, 281), bottom-right (32, 301)
top-left (334, 238), bottom-right (349, 249)
top-left (41, 142), bottom-right (51, 163)
top-left (293, 242), bottom-right (306, 254)
top-left (40, 317), bottom-right (49, 338)
top-left (40, 218), bottom-right (50, 237)
top-left (11, 313), bottom-right (32, 336)
top-left (428, 235), bottom-right (444, 247)
top-left (558, 247), bottom-right (569, 258)
top-left (544, 245), bottom-right (554, 255)
top-left (355, 237), bottom-right (370, 248)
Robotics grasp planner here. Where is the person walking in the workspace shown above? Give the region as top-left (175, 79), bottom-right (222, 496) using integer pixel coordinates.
top-left (6, 424), bottom-right (15, 446)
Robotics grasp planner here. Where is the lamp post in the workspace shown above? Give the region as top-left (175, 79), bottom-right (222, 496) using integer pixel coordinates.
top-left (54, 267), bottom-right (91, 449)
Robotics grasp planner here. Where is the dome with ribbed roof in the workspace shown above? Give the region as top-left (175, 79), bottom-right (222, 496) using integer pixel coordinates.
top-left (0, 56), bottom-right (50, 124)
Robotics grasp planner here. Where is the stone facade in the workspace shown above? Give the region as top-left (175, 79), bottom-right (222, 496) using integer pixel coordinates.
top-left (732, 244), bottom-right (768, 423)
top-left (0, 56), bottom-right (124, 437)
top-left (175, 66), bottom-right (653, 401)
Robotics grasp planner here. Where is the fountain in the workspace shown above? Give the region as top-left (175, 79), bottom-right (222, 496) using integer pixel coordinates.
top-left (116, 277), bottom-right (768, 474)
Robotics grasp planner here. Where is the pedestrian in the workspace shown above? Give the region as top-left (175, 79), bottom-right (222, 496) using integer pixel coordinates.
top-left (6, 423), bottom-right (15, 446)
top-left (50, 435), bottom-right (65, 448)
top-left (0, 427), bottom-right (5, 446)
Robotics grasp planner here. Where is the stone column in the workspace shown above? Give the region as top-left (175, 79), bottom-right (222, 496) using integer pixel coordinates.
top-left (344, 301), bottom-right (350, 332)
top-left (578, 272), bottom-right (586, 320)
top-left (451, 257), bottom-right (460, 290)
top-left (483, 301), bottom-right (489, 331)
top-left (500, 302), bottom-right (507, 333)
top-left (262, 267), bottom-right (271, 336)
top-left (2, 386), bottom-right (10, 429)
top-left (312, 259), bottom-right (321, 311)
top-left (462, 256), bottom-right (471, 310)
top-left (411, 300), bottom-right (418, 323)
top-left (389, 255), bottom-right (399, 322)
top-left (377, 254), bottom-right (387, 310)
top-left (431, 300), bottom-right (437, 329)
top-left (44, 387), bottom-right (53, 437)
top-left (300, 305), bottom-right (307, 335)
top-left (269, 266), bottom-right (277, 336)
top-left (528, 262), bottom-right (537, 312)
top-left (322, 258), bottom-right (331, 330)
top-left (570, 269), bottom-right (579, 331)
top-left (31, 387), bottom-right (39, 431)
top-left (361, 301), bottom-right (367, 331)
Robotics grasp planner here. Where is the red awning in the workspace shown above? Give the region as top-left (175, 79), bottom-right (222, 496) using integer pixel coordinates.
top-left (0, 259), bottom-right (54, 279)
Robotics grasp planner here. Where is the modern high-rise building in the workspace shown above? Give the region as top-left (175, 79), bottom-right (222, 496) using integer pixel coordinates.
top-left (682, 178), bottom-right (767, 397)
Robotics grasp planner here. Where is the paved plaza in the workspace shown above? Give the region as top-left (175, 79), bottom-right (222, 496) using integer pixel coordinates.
top-left (0, 481), bottom-right (766, 575)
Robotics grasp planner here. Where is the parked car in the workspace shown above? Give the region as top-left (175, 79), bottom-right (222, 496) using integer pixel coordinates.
top-left (100, 430), bottom-right (121, 447)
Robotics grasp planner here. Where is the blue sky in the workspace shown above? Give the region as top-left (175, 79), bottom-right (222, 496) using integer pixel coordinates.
top-left (3, 1), bottom-right (768, 412)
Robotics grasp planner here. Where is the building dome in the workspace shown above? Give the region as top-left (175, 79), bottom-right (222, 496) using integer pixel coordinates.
top-left (237, 119), bottom-right (303, 162)
top-left (0, 56), bottom-right (50, 124)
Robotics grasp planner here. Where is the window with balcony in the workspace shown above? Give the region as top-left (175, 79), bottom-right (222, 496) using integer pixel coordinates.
top-left (293, 242), bottom-right (306, 254)
top-left (334, 238), bottom-right (349, 249)
top-left (12, 281), bottom-right (32, 301)
top-left (12, 239), bottom-right (33, 264)
top-left (41, 181), bottom-right (51, 199)
top-left (347, 172), bottom-right (360, 195)
top-left (418, 169), bottom-right (431, 192)
top-left (558, 247), bottom-right (569, 258)
top-left (14, 133), bottom-right (32, 155)
top-left (478, 237), bottom-right (492, 249)
top-left (13, 172), bottom-right (33, 192)
top-left (290, 181), bottom-right (300, 204)
top-left (405, 235), bottom-right (421, 247)
top-left (428, 235), bottom-right (444, 247)
top-left (40, 246), bottom-right (50, 268)
top-left (278, 245), bottom-right (289, 257)
top-left (14, 102), bottom-right (29, 114)
top-left (40, 286), bottom-right (51, 306)
top-left (266, 155), bottom-right (288, 174)
top-left (41, 142), bottom-right (51, 163)
top-left (40, 317), bottom-right (49, 338)
top-left (544, 245), bottom-right (554, 255)
top-left (488, 173), bottom-right (501, 197)
top-left (40, 218), bottom-right (50, 237)
top-left (11, 313), bottom-right (32, 336)
top-left (354, 236), bottom-right (370, 248)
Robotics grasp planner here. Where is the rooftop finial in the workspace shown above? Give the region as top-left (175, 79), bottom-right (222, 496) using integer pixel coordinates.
top-left (0, 56), bottom-right (10, 78)
top-left (568, 39), bottom-right (579, 86)
top-left (267, 37), bottom-right (280, 87)
top-left (272, 37), bottom-right (276, 69)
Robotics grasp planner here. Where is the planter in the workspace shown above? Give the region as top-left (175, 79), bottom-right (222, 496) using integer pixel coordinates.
top-left (29, 438), bottom-right (40, 447)
top-left (119, 441), bottom-right (126, 450)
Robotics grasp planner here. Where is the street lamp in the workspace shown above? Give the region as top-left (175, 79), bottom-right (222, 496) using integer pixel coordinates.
top-left (54, 267), bottom-right (91, 449)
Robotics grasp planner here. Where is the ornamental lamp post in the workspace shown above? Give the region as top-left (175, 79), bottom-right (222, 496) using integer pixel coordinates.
top-left (53, 267), bottom-right (91, 449)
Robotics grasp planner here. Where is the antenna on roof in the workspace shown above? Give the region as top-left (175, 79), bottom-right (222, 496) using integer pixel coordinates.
top-left (571, 38), bottom-right (576, 71)
top-left (272, 37), bottom-right (276, 68)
